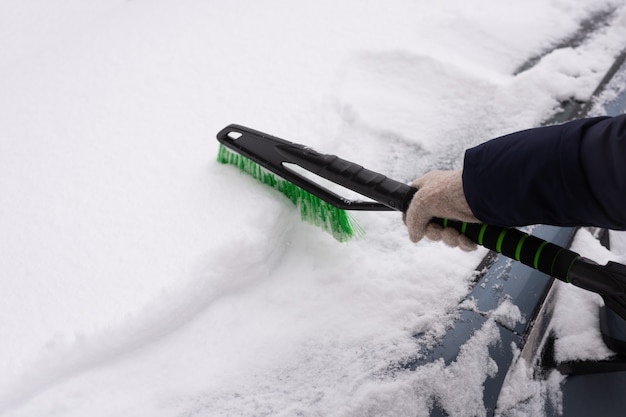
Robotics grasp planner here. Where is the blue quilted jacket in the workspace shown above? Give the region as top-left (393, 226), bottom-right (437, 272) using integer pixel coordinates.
top-left (463, 114), bottom-right (626, 229)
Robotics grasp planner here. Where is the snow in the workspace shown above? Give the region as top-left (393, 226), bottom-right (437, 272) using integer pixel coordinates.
top-left (2, 1), bottom-right (626, 416)
top-left (550, 229), bottom-right (626, 363)
top-left (495, 346), bottom-right (566, 417)
top-left (495, 229), bottom-right (626, 416)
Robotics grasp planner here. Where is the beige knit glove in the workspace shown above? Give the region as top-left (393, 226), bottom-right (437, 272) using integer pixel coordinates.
top-left (404, 169), bottom-right (480, 251)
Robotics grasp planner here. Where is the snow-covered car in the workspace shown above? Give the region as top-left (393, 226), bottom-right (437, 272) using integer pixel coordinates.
top-left (419, 51), bottom-right (626, 416)
top-left (3, 2), bottom-right (626, 417)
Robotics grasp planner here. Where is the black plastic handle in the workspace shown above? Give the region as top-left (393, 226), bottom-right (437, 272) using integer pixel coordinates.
top-left (432, 218), bottom-right (626, 320)
top-left (431, 218), bottom-right (580, 282)
top-left (275, 144), bottom-right (417, 211)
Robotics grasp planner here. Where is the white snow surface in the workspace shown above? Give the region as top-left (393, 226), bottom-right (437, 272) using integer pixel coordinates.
top-left (550, 229), bottom-right (626, 363)
top-left (2, 1), bottom-right (626, 416)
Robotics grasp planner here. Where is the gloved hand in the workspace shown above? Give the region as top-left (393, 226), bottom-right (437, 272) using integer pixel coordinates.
top-left (404, 169), bottom-right (480, 251)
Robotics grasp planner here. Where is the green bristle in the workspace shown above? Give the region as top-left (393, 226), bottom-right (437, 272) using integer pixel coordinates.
top-left (217, 144), bottom-right (363, 242)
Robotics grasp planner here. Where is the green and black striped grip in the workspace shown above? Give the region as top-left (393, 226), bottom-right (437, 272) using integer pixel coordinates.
top-left (432, 218), bottom-right (580, 283)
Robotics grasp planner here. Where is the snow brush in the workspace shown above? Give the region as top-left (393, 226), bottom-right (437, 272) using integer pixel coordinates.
top-left (216, 124), bottom-right (626, 320)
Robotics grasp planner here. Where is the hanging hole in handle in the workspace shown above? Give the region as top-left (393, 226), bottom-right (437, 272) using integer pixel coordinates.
top-left (227, 131), bottom-right (243, 140)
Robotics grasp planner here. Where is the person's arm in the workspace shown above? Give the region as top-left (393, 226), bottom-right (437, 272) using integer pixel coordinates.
top-left (404, 114), bottom-right (626, 249)
top-left (463, 114), bottom-right (626, 229)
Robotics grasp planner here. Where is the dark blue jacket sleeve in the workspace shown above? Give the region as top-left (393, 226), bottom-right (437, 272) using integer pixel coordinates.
top-left (463, 114), bottom-right (626, 229)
